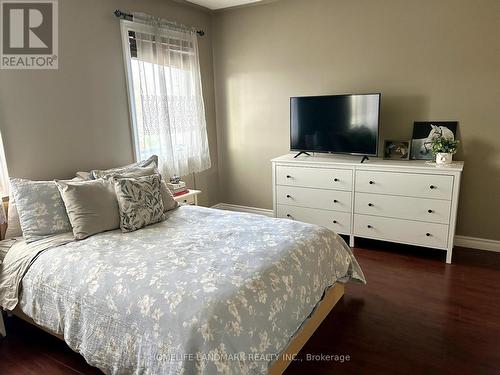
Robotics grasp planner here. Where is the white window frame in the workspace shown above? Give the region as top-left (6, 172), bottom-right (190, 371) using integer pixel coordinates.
top-left (120, 20), bottom-right (141, 162)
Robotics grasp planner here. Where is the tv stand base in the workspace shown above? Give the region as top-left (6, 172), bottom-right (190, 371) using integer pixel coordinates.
top-left (360, 155), bottom-right (370, 163)
top-left (293, 151), bottom-right (311, 158)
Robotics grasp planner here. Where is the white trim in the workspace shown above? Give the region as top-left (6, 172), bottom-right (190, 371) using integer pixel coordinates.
top-left (211, 203), bottom-right (273, 217)
top-left (454, 235), bottom-right (500, 253)
top-left (211, 203), bottom-right (500, 253)
top-left (119, 20), bottom-right (141, 162)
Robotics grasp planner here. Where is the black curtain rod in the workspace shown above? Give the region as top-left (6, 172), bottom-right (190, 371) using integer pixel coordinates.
top-left (113, 10), bottom-right (205, 37)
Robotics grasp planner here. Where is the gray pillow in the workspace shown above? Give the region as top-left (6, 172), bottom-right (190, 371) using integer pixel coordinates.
top-left (90, 155), bottom-right (158, 180)
top-left (4, 197), bottom-right (23, 239)
top-left (10, 178), bottom-right (72, 243)
top-left (158, 179), bottom-right (179, 212)
top-left (100, 165), bottom-right (157, 180)
top-left (75, 171), bottom-right (91, 180)
top-left (56, 179), bottom-right (120, 240)
top-left (103, 166), bottom-right (178, 213)
top-left (114, 174), bottom-right (165, 233)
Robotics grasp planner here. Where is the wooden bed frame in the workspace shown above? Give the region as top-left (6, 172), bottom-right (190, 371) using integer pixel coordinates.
top-left (268, 283), bottom-right (344, 374)
top-left (1, 199), bottom-right (345, 374)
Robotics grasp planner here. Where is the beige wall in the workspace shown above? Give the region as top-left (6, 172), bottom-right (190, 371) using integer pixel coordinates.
top-left (1, 0), bottom-right (499, 240)
top-left (212, 0), bottom-right (500, 240)
top-left (0, 0), bottom-right (220, 206)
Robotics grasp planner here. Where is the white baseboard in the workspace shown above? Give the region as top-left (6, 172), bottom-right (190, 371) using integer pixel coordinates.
top-left (454, 235), bottom-right (500, 253)
top-left (212, 203), bottom-right (500, 253)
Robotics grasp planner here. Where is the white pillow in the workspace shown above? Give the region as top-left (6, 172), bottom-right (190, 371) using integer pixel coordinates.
top-left (0, 239), bottom-right (15, 262)
top-left (4, 197), bottom-right (22, 239)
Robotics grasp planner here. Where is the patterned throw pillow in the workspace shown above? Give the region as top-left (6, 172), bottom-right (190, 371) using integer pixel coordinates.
top-left (9, 178), bottom-right (72, 243)
top-left (102, 166), bottom-right (179, 213)
top-left (114, 174), bottom-right (165, 233)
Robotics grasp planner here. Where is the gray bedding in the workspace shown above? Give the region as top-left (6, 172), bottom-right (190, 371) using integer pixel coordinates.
top-left (0, 206), bottom-right (365, 374)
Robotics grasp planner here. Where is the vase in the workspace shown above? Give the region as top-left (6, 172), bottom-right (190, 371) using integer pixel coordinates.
top-left (436, 152), bottom-right (453, 165)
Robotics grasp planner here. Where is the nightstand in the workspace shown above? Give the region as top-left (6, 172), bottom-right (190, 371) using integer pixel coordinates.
top-left (174, 189), bottom-right (201, 206)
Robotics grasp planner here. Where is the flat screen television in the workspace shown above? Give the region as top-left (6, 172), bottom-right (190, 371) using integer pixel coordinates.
top-left (290, 93), bottom-right (381, 156)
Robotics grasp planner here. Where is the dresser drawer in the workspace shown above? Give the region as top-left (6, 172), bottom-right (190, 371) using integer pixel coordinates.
top-left (354, 214), bottom-right (449, 249)
top-left (355, 192), bottom-right (451, 224)
top-left (277, 185), bottom-right (351, 212)
top-left (276, 166), bottom-right (352, 191)
top-left (355, 170), bottom-right (454, 200)
top-left (277, 205), bottom-right (351, 235)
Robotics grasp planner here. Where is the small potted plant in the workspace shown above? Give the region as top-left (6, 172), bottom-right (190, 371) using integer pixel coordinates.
top-left (430, 135), bottom-right (459, 165)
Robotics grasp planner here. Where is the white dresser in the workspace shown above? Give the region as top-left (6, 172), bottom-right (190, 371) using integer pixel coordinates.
top-left (271, 154), bottom-right (464, 263)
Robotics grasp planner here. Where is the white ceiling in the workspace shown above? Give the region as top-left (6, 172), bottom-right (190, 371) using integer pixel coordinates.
top-left (186, 0), bottom-right (263, 10)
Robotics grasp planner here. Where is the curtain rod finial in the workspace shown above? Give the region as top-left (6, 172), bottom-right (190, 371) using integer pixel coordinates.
top-left (114, 9), bottom-right (133, 21)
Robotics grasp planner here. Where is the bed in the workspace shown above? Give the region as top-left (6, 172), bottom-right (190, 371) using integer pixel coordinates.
top-left (0, 205), bottom-right (365, 374)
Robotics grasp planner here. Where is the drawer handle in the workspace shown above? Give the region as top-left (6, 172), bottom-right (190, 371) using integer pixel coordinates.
top-left (430, 185), bottom-right (436, 189)
top-left (286, 194), bottom-right (292, 198)
top-left (428, 209), bottom-right (433, 213)
top-left (334, 178), bottom-right (339, 182)
top-left (369, 181), bottom-right (375, 185)
top-left (367, 225), bottom-right (373, 229)
top-left (286, 175), bottom-right (291, 178)
top-left (333, 220), bottom-right (337, 224)
top-left (426, 232), bottom-right (431, 237)
top-left (286, 214), bottom-right (292, 218)
top-left (368, 203), bottom-right (373, 207)
top-left (333, 199), bottom-right (338, 203)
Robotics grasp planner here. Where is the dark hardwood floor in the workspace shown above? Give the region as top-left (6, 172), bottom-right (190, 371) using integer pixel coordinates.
top-left (1, 241), bottom-right (500, 374)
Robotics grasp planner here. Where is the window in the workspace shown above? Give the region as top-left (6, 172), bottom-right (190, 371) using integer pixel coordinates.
top-left (120, 17), bottom-right (211, 178)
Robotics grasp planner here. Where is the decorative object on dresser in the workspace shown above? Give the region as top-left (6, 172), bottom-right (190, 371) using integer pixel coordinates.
top-left (430, 133), bottom-right (459, 165)
top-left (174, 189), bottom-right (201, 206)
top-left (272, 154), bottom-right (464, 263)
top-left (383, 140), bottom-right (410, 160)
top-left (410, 121), bottom-right (458, 160)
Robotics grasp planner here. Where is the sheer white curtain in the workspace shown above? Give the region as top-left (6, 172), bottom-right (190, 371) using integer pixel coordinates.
top-left (0, 132), bottom-right (9, 224)
top-left (0, 133), bottom-right (9, 196)
top-left (121, 14), bottom-right (211, 178)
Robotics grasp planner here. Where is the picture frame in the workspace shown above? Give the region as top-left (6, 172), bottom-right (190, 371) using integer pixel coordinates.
top-left (383, 140), bottom-right (410, 160)
top-left (410, 121), bottom-right (458, 160)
